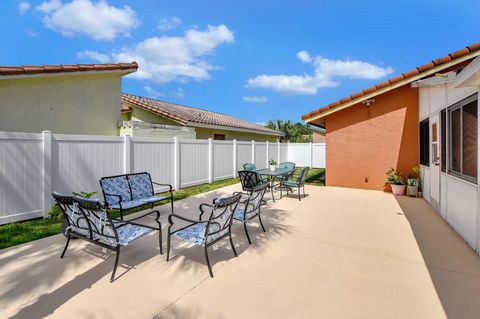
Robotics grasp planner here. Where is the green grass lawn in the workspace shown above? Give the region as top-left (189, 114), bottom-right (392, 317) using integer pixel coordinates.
top-left (0, 168), bottom-right (325, 250)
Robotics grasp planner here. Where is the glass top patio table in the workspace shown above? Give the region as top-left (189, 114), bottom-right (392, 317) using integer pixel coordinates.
top-left (256, 167), bottom-right (294, 176)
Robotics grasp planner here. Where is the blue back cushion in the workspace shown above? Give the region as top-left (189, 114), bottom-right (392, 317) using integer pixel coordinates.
top-left (100, 176), bottom-right (131, 207)
top-left (128, 173), bottom-right (153, 200)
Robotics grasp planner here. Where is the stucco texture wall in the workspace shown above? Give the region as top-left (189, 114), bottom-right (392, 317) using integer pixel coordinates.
top-left (325, 85), bottom-right (419, 190)
top-left (0, 73), bottom-right (122, 135)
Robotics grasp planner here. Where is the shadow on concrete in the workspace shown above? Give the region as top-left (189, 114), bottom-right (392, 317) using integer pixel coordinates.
top-left (395, 195), bottom-right (480, 319)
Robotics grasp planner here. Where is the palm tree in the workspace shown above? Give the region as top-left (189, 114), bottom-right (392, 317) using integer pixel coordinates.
top-left (266, 120), bottom-right (312, 142)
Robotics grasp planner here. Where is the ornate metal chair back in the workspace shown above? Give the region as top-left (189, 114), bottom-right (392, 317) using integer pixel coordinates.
top-left (238, 170), bottom-right (263, 191)
top-left (205, 193), bottom-right (242, 244)
top-left (243, 163), bottom-right (257, 171)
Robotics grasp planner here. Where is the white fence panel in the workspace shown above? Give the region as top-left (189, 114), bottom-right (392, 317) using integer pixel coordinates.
top-left (312, 143), bottom-right (326, 168)
top-left (254, 142), bottom-right (267, 169)
top-left (0, 130), bottom-right (327, 224)
top-left (132, 137), bottom-right (175, 188)
top-left (213, 141), bottom-right (234, 180)
top-left (280, 144), bottom-right (289, 162)
top-left (179, 139), bottom-right (209, 187)
top-left (236, 142), bottom-right (252, 171)
top-left (288, 143), bottom-right (311, 167)
top-left (52, 134), bottom-right (124, 195)
top-left (268, 143), bottom-right (278, 164)
top-left (0, 132), bottom-right (44, 223)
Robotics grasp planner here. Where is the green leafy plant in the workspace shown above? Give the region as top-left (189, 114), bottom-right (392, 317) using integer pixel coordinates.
top-left (269, 159), bottom-right (277, 165)
top-left (385, 168), bottom-right (405, 185)
top-left (48, 191), bottom-right (96, 221)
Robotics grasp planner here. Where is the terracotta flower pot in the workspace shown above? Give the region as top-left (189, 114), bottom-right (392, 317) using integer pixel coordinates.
top-left (391, 184), bottom-right (406, 195)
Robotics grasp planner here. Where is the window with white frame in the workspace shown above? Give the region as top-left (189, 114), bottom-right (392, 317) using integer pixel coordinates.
top-left (448, 94), bottom-right (478, 183)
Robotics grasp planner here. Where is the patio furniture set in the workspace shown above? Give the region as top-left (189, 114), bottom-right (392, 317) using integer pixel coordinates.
top-left (52, 164), bottom-right (310, 281)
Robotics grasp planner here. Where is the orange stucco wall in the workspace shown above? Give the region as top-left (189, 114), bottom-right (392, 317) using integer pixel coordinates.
top-left (324, 85), bottom-right (419, 190)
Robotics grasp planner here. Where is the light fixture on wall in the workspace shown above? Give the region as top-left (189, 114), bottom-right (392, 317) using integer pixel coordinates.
top-left (362, 98), bottom-right (375, 106)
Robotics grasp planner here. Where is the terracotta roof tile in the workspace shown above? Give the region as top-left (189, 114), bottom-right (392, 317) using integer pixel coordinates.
top-left (432, 55), bottom-right (452, 66)
top-left (350, 91), bottom-right (365, 99)
top-left (121, 93), bottom-right (283, 136)
top-left (0, 62), bottom-right (138, 77)
top-left (302, 41), bottom-right (480, 122)
top-left (402, 68), bottom-right (420, 79)
top-left (388, 74), bottom-right (405, 84)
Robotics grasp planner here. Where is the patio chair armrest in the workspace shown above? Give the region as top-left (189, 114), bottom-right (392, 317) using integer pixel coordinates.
top-left (168, 213), bottom-right (203, 226)
top-left (199, 203), bottom-right (213, 220)
top-left (102, 192), bottom-right (122, 206)
top-left (152, 182), bottom-right (173, 193)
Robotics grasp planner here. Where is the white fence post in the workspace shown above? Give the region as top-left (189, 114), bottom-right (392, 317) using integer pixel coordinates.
top-left (208, 138), bottom-right (213, 183)
top-left (173, 137), bottom-right (180, 190)
top-left (251, 140), bottom-right (255, 164)
top-left (124, 135), bottom-right (132, 174)
top-left (42, 130), bottom-right (52, 218)
top-left (310, 142), bottom-right (313, 168)
top-left (233, 139), bottom-right (237, 178)
top-left (277, 141), bottom-right (281, 164)
top-left (266, 141), bottom-right (269, 166)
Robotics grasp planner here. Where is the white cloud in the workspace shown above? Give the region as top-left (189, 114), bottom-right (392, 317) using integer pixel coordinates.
top-left (157, 16), bottom-right (181, 32)
top-left (242, 95), bottom-right (268, 103)
top-left (36, 0), bottom-right (61, 14)
top-left (77, 50), bottom-right (109, 63)
top-left (37, 0), bottom-right (138, 40)
top-left (246, 51), bottom-right (394, 95)
top-left (18, 1), bottom-right (31, 15)
top-left (144, 85), bottom-right (166, 99)
top-left (80, 24), bottom-right (234, 83)
top-left (296, 50), bottom-right (311, 63)
top-left (172, 87), bottom-right (185, 98)
top-left (255, 121), bottom-right (267, 126)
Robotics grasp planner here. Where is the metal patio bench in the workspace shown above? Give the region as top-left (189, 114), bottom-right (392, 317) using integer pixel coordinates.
top-left (100, 172), bottom-right (173, 220)
top-left (232, 181), bottom-right (269, 244)
top-left (166, 193), bottom-right (242, 277)
top-left (52, 192), bottom-right (162, 282)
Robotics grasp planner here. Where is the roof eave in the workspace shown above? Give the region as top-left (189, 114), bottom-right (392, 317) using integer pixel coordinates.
top-left (304, 50), bottom-right (480, 124)
top-left (187, 121), bottom-right (284, 137)
top-left (0, 68), bottom-right (136, 81)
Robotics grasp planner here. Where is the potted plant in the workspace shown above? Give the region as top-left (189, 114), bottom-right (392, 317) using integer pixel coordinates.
top-left (49, 191), bottom-right (96, 237)
top-left (269, 159), bottom-right (277, 171)
top-left (385, 168), bottom-right (406, 195)
top-left (406, 166), bottom-right (420, 197)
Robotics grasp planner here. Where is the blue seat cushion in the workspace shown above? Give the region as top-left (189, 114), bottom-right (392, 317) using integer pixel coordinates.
top-left (108, 195), bottom-right (168, 210)
top-left (174, 223), bottom-right (207, 246)
top-left (233, 207), bottom-right (246, 221)
top-left (113, 221), bottom-right (153, 246)
top-left (283, 180), bottom-right (299, 188)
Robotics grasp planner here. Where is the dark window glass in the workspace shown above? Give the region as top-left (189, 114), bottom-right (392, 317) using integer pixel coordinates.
top-left (420, 119), bottom-right (429, 166)
top-left (451, 108), bottom-right (461, 173)
top-left (462, 101), bottom-right (477, 178)
top-left (447, 94), bottom-right (478, 183)
top-left (214, 134), bottom-right (225, 140)
top-left (441, 109), bottom-right (446, 172)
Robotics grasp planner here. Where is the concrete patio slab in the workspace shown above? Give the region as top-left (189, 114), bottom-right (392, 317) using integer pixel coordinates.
top-left (1, 185), bottom-right (480, 319)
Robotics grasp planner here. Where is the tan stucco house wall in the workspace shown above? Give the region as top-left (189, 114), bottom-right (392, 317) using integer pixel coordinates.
top-left (0, 73), bottom-right (122, 135)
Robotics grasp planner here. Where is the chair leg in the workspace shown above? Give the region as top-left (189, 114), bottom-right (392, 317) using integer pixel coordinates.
top-left (298, 188), bottom-right (301, 201)
top-left (229, 232), bottom-right (238, 257)
top-left (110, 247), bottom-right (120, 282)
top-left (120, 210), bottom-right (124, 221)
top-left (258, 214), bottom-right (266, 232)
top-left (166, 226), bottom-right (172, 261)
top-left (243, 222), bottom-right (252, 244)
top-left (204, 245), bottom-right (213, 277)
top-left (170, 197), bottom-right (174, 215)
top-left (60, 234), bottom-right (71, 258)
top-left (303, 185), bottom-right (306, 197)
top-left (158, 224), bottom-right (163, 255)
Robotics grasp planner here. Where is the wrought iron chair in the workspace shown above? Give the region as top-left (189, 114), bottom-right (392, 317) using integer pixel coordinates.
top-left (233, 181), bottom-right (269, 244)
top-left (166, 193), bottom-right (242, 277)
top-left (277, 161), bottom-right (296, 183)
top-left (53, 192), bottom-right (162, 282)
top-left (243, 163), bottom-right (257, 171)
top-left (238, 170), bottom-right (267, 193)
top-left (281, 167), bottom-right (310, 201)
top-left (278, 161), bottom-right (296, 171)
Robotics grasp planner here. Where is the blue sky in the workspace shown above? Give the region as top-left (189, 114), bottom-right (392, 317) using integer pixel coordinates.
top-left (1, 0), bottom-right (479, 125)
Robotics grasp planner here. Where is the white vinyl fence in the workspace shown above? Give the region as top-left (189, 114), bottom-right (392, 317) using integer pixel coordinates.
top-left (0, 131), bottom-right (325, 224)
